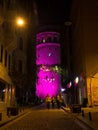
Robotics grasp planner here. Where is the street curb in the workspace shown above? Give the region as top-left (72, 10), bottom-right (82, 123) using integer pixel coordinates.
top-left (61, 106), bottom-right (96, 130)
top-left (0, 110), bottom-right (29, 127)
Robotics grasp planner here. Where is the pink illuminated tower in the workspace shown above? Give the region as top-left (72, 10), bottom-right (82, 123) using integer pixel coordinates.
top-left (36, 31), bottom-right (61, 99)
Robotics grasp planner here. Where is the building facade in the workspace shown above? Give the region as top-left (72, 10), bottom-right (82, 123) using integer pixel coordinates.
top-left (70, 0), bottom-right (98, 106)
top-left (0, 0), bottom-right (33, 109)
top-left (0, 0), bottom-right (17, 109)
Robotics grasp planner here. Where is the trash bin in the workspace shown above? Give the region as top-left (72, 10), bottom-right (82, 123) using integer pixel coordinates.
top-left (71, 104), bottom-right (81, 113)
top-left (7, 107), bottom-right (19, 116)
top-left (82, 98), bottom-right (88, 107)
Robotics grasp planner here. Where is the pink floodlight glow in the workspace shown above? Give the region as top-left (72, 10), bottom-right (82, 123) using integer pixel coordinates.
top-left (36, 31), bottom-right (61, 99)
top-left (67, 82), bottom-right (72, 88)
top-left (36, 68), bottom-right (61, 98)
top-left (36, 43), bottom-right (60, 65)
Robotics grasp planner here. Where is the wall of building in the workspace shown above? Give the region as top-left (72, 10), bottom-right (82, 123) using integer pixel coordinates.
top-left (0, 0), bottom-right (30, 108)
top-left (70, 0), bottom-right (98, 106)
top-left (0, 0), bottom-right (18, 108)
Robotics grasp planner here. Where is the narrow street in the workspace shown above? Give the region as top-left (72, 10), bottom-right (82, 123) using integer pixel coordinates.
top-left (0, 105), bottom-right (89, 130)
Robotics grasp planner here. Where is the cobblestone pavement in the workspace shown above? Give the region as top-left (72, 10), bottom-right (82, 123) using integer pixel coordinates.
top-left (0, 108), bottom-right (87, 130)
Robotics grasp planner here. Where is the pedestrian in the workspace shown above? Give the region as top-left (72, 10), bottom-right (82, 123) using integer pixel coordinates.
top-left (45, 94), bottom-right (51, 109)
top-left (56, 94), bottom-right (62, 109)
top-left (51, 96), bottom-right (56, 108)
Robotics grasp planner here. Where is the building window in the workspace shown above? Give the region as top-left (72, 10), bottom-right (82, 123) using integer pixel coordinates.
top-left (0, 0), bottom-right (3, 7)
top-left (8, 55), bottom-right (11, 70)
top-left (18, 60), bottom-right (23, 73)
top-left (19, 37), bottom-right (23, 50)
top-left (0, 81), bottom-right (5, 101)
top-left (6, 0), bottom-right (15, 10)
top-left (0, 44), bottom-right (3, 62)
top-left (5, 50), bottom-right (7, 67)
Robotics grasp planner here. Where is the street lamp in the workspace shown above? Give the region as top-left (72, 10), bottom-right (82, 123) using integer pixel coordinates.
top-left (16, 17), bottom-right (25, 27)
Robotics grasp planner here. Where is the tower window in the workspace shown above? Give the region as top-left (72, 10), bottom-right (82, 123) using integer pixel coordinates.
top-left (8, 55), bottom-right (11, 70)
top-left (0, 44), bottom-right (3, 62)
top-left (53, 36), bottom-right (59, 43)
top-left (47, 37), bottom-right (51, 42)
top-left (18, 60), bottom-right (23, 73)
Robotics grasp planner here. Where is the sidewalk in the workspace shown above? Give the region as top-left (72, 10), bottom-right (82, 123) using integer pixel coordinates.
top-left (62, 106), bottom-right (98, 130)
top-left (0, 107), bottom-right (31, 127)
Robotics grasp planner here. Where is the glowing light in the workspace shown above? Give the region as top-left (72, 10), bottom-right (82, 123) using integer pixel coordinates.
top-left (49, 53), bottom-right (52, 56)
top-left (18, 19), bottom-right (23, 25)
top-left (16, 17), bottom-right (25, 26)
top-left (55, 66), bottom-right (58, 71)
top-left (70, 82), bottom-right (72, 86)
top-left (75, 77), bottom-right (79, 84)
top-left (43, 39), bottom-right (45, 43)
top-left (3, 89), bottom-right (5, 92)
top-left (67, 82), bottom-right (72, 88)
top-left (61, 88), bottom-right (65, 92)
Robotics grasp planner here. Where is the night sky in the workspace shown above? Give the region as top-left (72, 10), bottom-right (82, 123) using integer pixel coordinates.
top-left (36, 0), bottom-right (72, 26)
top-left (19, 0), bottom-right (72, 26)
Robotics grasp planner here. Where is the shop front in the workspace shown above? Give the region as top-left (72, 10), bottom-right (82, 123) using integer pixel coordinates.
top-left (87, 73), bottom-right (98, 106)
